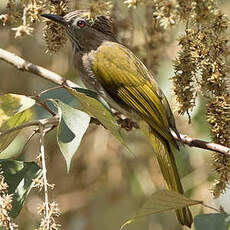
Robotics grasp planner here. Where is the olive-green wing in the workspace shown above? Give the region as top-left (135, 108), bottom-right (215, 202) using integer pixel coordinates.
top-left (92, 42), bottom-right (174, 144)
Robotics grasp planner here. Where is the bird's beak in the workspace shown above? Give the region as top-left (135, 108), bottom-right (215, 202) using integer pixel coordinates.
top-left (41, 14), bottom-right (67, 27)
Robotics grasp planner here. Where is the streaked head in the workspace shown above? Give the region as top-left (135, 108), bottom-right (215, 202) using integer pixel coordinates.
top-left (42, 10), bottom-right (116, 52)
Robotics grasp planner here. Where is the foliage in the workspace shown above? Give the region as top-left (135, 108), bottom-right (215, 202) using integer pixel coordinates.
top-left (121, 190), bottom-right (202, 229)
top-left (194, 213), bottom-right (230, 230)
top-left (0, 94), bottom-right (35, 152)
top-left (55, 99), bottom-right (90, 172)
top-left (0, 160), bottom-right (42, 219)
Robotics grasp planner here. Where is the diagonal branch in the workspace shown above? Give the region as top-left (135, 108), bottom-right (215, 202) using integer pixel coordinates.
top-left (0, 47), bottom-right (230, 156)
top-left (171, 131), bottom-right (230, 156)
top-left (0, 116), bottom-right (59, 138)
top-left (0, 48), bottom-right (77, 88)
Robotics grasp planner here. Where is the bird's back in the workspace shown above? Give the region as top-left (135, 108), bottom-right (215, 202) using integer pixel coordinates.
top-left (87, 41), bottom-right (180, 147)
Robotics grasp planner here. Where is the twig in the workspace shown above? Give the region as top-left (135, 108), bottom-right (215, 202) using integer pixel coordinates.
top-left (18, 128), bottom-right (39, 157)
top-left (17, 125), bottom-right (56, 158)
top-left (22, 7), bottom-right (27, 26)
top-left (1, 47), bottom-right (230, 157)
top-left (38, 86), bottom-right (64, 96)
top-left (202, 203), bottom-right (225, 213)
top-left (171, 131), bottom-right (230, 156)
top-left (37, 99), bottom-right (56, 116)
top-left (39, 123), bottom-right (49, 229)
top-left (0, 116), bottom-right (59, 138)
top-left (31, 95), bottom-right (56, 116)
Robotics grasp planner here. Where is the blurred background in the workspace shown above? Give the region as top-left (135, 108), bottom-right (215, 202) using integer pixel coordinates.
top-left (1, 0), bottom-right (230, 229)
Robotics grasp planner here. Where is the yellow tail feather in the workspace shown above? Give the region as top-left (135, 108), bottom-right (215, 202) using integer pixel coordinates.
top-left (148, 128), bottom-right (193, 227)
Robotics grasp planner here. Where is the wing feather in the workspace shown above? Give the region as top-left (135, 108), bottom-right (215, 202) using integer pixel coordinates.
top-left (92, 42), bottom-right (177, 145)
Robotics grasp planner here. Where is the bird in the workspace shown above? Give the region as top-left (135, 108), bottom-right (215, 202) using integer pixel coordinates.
top-left (41, 10), bottom-right (193, 227)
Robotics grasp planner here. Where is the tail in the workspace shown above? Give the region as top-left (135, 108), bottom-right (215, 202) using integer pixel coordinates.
top-left (148, 128), bottom-right (193, 228)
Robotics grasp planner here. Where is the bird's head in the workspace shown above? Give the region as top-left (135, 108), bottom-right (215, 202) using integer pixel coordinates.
top-left (42, 10), bottom-right (116, 52)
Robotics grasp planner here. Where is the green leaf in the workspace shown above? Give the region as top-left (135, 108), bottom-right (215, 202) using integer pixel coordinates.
top-left (194, 214), bottom-right (230, 230)
top-left (0, 94), bottom-right (35, 152)
top-left (54, 100), bottom-right (90, 172)
top-left (121, 190), bottom-right (202, 229)
top-left (0, 131), bottom-right (31, 159)
top-left (66, 86), bottom-right (124, 143)
top-left (0, 160), bottom-right (42, 218)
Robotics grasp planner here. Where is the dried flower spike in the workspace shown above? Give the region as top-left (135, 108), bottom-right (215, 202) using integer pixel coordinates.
top-left (37, 202), bottom-right (61, 230)
top-left (88, 0), bottom-right (113, 19)
top-left (0, 170), bottom-right (18, 229)
top-left (172, 0), bottom-right (230, 196)
top-left (11, 25), bottom-right (34, 38)
top-left (43, 0), bottom-right (69, 53)
top-left (124, 0), bottom-right (143, 8)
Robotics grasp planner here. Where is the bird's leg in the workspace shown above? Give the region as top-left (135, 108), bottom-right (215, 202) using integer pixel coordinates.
top-left (114, 111), bottom-right (139, 131)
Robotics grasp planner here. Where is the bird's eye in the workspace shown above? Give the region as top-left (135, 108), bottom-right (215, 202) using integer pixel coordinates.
top-left (77, 20), bottom-right (86, 28)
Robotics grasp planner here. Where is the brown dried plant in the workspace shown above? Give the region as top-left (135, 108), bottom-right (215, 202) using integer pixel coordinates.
top-left (170, 0), bottom-right (230, 197)
top-left (0, 0), bottom-right (69, 52)
top-left (37, 202), bottom-right (61, 230)
top-left (42, 0), bottom-right (69, 53)
top-left (0, 171), bottom-right (18, 230)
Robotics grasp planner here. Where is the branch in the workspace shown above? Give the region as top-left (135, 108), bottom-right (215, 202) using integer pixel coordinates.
top-left (171, 131), bottom-right (230, 156)
top-left (0, 48), bottom-right (77, 88)
top-left (0, 116), bottom-right (59, 138)
top-left (0, 47), bottom-right (230, 157)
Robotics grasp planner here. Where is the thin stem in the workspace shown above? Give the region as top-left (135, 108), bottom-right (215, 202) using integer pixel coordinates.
top-left (202, 203), bottom-right (224, 213)
top-left (171, 131), bottom-right (230, 156)
top-left (37, 100), bottom-right (56, 116)
top-left (38, 86), bottom-right (64, 96)
top-left (17, 125), bottom-right (55, 159)
top-left (0, 116), bottom-right (59, 138)
top-left (39, 123), bottom-right (49, 229)
top-left (22, 8), bottom-right (27, 26)
top-left (32, 95), bottom-right (56, 116)
top-left (18, 128), bottom-right (39, 157)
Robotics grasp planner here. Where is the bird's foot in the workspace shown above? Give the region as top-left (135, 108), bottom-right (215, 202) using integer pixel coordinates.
top-left (117, 117), bottom-right (139, 131)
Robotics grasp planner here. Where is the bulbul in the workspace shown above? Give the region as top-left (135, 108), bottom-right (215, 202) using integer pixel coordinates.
top-left (42, 10), bottom-right (193, 227)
